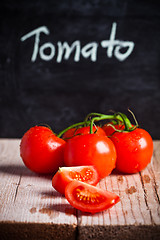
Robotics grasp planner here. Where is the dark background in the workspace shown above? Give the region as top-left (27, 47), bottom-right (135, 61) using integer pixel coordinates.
top-left (0, 0), bottom-right (160, 139)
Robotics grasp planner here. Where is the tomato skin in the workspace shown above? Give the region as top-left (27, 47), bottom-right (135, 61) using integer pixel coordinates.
top-left (65, 180), bottom-right (120, 213)
top-left (64, 134), bottom-right (117, 179)
top-left (20, 126), bottom-right (66, 174)
top-left (63, 126), bottom-right (106, 141)
top-left (52, 166), bottom-right (99, 195)
top-left (108, 128), bottom-right (153, 173)
top-left (102, 124), bottom-right (125, 136)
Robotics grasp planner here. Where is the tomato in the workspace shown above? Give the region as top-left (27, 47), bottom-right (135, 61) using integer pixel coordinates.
top-left (65, 180), bottom-right (120, 213)
top-left (20, 126), bottom-right (66, 174)
top-left (64, 134), bottom-right (117, 179)
top-left (63, 126), bottom-right (106, 141)
top-left (107, 128), bottom-right (153, 173)
top-left (102, 123), bottom-right (125, 136)
top-left (52, 166), bottom-right (99, 195)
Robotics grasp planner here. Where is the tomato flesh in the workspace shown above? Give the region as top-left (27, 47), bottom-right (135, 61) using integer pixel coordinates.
top-left (52, 166), bottom-right (99, 195)
top-left (73, 186), bottom-right (105, 205)
top-left (65, 181), bottom-right (120, 213)
top-left (64, 134), bottom-right (117, 179)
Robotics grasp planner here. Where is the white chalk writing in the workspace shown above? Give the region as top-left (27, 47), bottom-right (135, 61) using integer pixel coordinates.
top-left (20, 22), bottom-right (135, 62)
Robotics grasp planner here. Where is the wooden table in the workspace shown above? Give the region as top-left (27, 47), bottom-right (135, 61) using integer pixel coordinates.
top-left (0, 139), bottom-right (160, 240)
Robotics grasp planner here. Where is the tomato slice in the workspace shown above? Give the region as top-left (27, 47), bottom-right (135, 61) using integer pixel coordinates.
top-left (52, 166), bottom-right (100, 195)
top-left (65, 180), bottom-right (120, 213)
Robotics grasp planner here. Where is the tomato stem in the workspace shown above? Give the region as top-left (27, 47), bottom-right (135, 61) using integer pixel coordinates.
top-left (115, 112), bottom-right (132, 131)
top-left (57, 121), bottom-right (90, 138)
top-left (85, 112), bottom-right (104, 122)
top-left (89, 112), bottom-right (133, 133)
top-left (57, 111), bottom-right (138, 138)
top-left (89, 115), bottom-right (115, 134)
top-left (128, 109), bottom-right (139, 127)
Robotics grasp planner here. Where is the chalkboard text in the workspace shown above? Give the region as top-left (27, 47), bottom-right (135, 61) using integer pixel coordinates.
top-left (21, 22), bottom-right (135, 62)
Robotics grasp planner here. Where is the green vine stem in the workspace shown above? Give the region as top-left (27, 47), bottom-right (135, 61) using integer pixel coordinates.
top-left (57, 111), bottom-right (138, 138)
top-left (89, 112), bottom-right (134, 134)
top-left (57, 121), bottom-right (90, 138)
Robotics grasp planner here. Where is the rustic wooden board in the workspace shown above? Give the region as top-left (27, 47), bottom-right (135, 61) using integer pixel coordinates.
top-left (0, 139), bottom-right (77, 240)
top-left (77, 141), bottom-right (160, 240)
top-left (0, 139), bottom-right (160, 240)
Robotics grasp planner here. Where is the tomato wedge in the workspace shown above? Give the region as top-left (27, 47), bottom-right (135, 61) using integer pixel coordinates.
top-left (52, 166), bottom-right (99, 195)
top-left (65, 180), bottom-right (120, 213)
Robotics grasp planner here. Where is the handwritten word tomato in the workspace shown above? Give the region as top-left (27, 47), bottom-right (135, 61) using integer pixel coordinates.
top-left (64, 134), bottom-right (117, 179)
top-left (105, 127), bottom-right (153, 173)
top-left (20, 126), bottom-right (66, 174)
top-left (52, 166), bottom-right (99, 195)
top-left (63, 126), bottom-right (106, 141)
top-left (65, 180), bottom-right (120, 213)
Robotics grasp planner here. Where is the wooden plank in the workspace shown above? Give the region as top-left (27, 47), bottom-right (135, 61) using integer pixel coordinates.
top-left (0, 139), bottom-right (77, 240)
top-left (77, 141), bottom-right (160, 240)
top-left (0, 139), bottom-right (160, 240)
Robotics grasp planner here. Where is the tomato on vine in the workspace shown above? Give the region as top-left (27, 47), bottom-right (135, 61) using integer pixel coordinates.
top-left (105, 126), bottom-right (153, 173)
top-left (20, 126), bottom-right (66, 174)
top-left (102, 123), bottom-right (125, 136)
top-left (62, 126), bottom-right (106, 141)
top-left (64, 134), bottom-right (117, 179)
top-left (102, 112), bottom-right (153, 173)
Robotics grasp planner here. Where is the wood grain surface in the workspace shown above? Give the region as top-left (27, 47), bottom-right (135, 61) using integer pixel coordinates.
top-left (0, 139), bottom-right (160, 240)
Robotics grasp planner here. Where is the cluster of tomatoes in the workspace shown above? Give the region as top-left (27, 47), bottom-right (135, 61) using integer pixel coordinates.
top-left (20, 111), bottom-right (153, 213)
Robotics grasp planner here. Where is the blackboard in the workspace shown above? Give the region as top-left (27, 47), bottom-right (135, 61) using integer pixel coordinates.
top-left (0, 0), bottom-right (160, 139)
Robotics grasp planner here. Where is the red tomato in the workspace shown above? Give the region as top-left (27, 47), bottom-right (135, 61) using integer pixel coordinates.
top-left (52, 166), bottom-right (99, 195)
top-left (108, 128), bottom-right (153, 173)
top-left (63, 126), bottom-right (106, 141)
top-left (65, 180), bottom-right (120, 213)
top-left (20, 126), bottom-right (66, 174)
top-left (102, 123), bottom-right (125, 136)
top-left (64, 134), bottom-right (117, 179)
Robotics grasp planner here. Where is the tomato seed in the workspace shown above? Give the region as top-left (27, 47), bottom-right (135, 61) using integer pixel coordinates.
top-left (74, 187), bottom-right (104, 205)
top-left (70, 169), bottom-right (93, 182)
